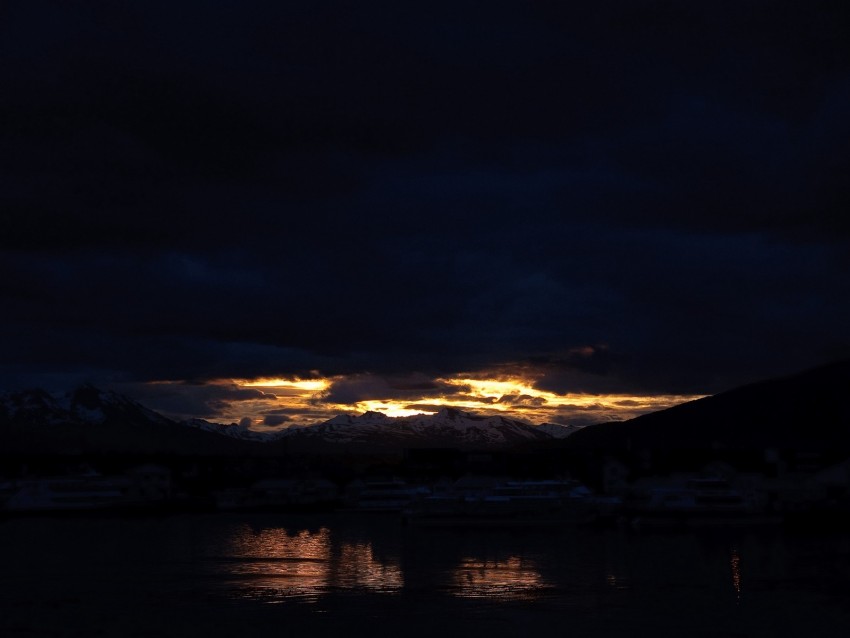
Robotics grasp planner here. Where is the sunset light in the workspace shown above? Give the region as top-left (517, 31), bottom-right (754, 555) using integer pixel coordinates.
top-left (214, 370), bottom-right (704, 429)
top-left (240, 378), bottom-right (330, 391)
top-left (354, 402), bottom-right (437, 418)
top-left (444, 377), bottom-right (541, 398)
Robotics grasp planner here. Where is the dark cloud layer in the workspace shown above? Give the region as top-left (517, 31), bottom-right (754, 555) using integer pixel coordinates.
top-left (2, 1), bottom-right (849, 403)
top-left (108, 381), bottom-right (277, 419)
top-left (262, 414), bottom-right (290, 427)
top-left (318, 374), bottom-right (467, 405)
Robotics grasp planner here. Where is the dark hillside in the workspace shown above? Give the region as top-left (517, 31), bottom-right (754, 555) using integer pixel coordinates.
top-left (566, 360), bottom-right (850, 455)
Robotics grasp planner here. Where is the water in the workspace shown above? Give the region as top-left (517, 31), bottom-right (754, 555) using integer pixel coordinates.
top-left (1, 513), bottom-right (849, 637)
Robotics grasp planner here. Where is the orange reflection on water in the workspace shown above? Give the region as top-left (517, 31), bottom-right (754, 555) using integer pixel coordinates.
top-left (219, 525), bottom-right (402, 603)
top-left (223, 526), bottom-right (333, 602)
top-left (730, 548), bottom-right (742, 601)
top-left (336, 542), bottom-right (403, 593)
top-left (228, 526), bottom-right (332, 561)
top-left (451, 556), bottom-right (548, 600)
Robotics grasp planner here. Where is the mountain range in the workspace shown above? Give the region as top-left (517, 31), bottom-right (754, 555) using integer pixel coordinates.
top-left (273, 408), bottom-right (555, 453)
top-left (0, 386), bottom-right (257, 456)
top-left (2, 360), bottom-right (848, 458)
top-left (0, 386), bottom-right (577, 455)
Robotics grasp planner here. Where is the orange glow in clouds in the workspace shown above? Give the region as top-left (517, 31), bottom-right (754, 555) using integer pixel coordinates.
top-left (241, 378), bottom-right (330, 392)
top-left (222, 371), bottom-right (704, 430)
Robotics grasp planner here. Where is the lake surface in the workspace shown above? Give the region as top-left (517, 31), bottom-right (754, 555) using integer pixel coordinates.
top-left (1, 513), bottom-right (849, 637)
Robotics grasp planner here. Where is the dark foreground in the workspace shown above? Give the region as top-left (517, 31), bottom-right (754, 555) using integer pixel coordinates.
top-left (1, 512), bottom-right (849, 638)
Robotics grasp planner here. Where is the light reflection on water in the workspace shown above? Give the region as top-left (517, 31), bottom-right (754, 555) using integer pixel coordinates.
top-left (450, 556), bottom-right (549, 600)
top-left (208, 522), bottom-right (779, 610)
top-left (212, 524), bottom-right (403, 603)
top-left (730, 547), bottom-right (742, 602)
top-left (5, 516), bottom-right (850, 637)
top-left (337, 542), bottom-right (404, 592)
top-left (212, 523), bottom-right (553, 603)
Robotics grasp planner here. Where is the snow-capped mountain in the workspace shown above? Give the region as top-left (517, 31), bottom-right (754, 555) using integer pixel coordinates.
top-left (183, 418), bottom-right (281, 442)
top-left (0, 388), bottom-right (67, 425)
top-left (0, 385), bottom-right (170, 428)
top-left (0, 385), bottom-right (262, 455)
top-left (277, 407), bottom-right (554, 450)
top-left (1, 386), bottom-right (561, 454)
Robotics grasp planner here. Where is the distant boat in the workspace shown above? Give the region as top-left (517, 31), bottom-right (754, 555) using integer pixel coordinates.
top-left (214, 478), bottom-right (340, 511)
top-left (627, 477), bottom-right (780, 529)
top-left (5, 475), bottom-right (135, 512)
top-left (2, 467), bottom-right (173, 514)
top-left (403, 478), bottom-right (597, 527)
top-left (346, 478), bottom-right (430, 512)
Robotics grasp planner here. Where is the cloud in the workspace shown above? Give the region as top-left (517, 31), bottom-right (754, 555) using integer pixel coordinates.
top-left (105, 381), bottom-right (278, 419)
top-left (262, 414), bottom-right (291, 426)
top-left (496, 394), bottom-right (547, 407)
top-left (403, 404), bottom-right (447, 413)
top-left (1, 0), bottom-right (849, 404)
top-left (317, 374), bottom-right (466, 405)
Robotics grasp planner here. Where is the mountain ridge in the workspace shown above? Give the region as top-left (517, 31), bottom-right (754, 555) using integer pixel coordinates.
top-left (0, 385), bottom-right (263, 455)
top-left (565, 359), bottom-right (850, 454)
top-left (5, 359), bottom-right (847, 458)
top-left (0, 387), bottom-right (578, 455)
top-left (274, 407), bottom-right (556, 452)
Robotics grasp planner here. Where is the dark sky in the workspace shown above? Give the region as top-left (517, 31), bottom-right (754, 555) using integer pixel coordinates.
top-left (2, 1), bottom-right (849, 417)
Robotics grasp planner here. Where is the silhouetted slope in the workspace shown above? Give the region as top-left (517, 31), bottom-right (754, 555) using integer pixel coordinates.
top-left (566, 360), bottom-right (850, 453)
